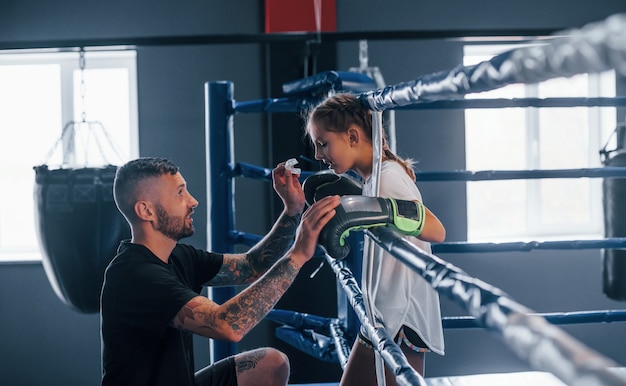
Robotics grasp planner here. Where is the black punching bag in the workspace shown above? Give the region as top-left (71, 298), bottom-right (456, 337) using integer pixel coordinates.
top-left (33, 165), bottom-right (131, 313)
top-left (602, 125), bottom-right (626, 301)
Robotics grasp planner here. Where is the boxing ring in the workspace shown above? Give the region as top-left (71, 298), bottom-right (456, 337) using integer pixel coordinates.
top-left (205, 13), bottom-right (626, 386)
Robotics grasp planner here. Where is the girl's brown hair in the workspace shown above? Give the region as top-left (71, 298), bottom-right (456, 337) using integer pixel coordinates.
top-left (306, 93), bottom-right (416, 181)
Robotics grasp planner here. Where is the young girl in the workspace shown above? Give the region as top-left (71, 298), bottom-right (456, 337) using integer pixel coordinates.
top-left (306, 93), bottom-right (446, 385)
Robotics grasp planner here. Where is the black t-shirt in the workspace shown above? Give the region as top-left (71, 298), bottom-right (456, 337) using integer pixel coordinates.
top-left (100, 241), bottom-right (223, 386)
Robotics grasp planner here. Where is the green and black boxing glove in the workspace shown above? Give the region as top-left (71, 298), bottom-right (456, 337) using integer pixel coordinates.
top-left (302, 171), bottom-right (362, 207)
top-left (319, 195), bottom-right (426, 259)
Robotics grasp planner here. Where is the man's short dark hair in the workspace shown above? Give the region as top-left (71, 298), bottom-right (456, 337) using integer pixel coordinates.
top-left (113, 157), bottom-right (179, 220)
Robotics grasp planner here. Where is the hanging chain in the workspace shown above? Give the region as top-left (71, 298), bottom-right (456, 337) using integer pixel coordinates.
top-left (41, 47), bottom-right (126, 166)
top-left (79, 48), bottom-right (87, 123)
top-left (359, 40), bottom-right (369, 70)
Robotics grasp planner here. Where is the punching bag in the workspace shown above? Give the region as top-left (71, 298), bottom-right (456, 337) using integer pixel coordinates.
top-left (34, 164), bottom-right (130, 313)
top-left (601, 124), bottom-right (626, 301)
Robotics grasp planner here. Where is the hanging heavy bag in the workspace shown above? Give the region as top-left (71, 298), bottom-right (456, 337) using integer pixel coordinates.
top-left (31, 50), bottom-right (132, 313)
top-left (34, 164), bottom-right (130, 313)
top-left (600, 124), bottom-right (626, 301)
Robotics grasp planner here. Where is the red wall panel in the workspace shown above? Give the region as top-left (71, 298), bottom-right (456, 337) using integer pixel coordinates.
top-left (265, 0), bottom-right (336, 33)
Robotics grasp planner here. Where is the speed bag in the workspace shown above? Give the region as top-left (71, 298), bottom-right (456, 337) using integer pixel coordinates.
top-left (602, 151), bottom-right (626, 301)
top-left (33, 165), bottom-right (131, 313)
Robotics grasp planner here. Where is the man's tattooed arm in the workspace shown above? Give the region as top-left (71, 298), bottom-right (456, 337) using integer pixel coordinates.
top-left (206, 212), bottom-right (301, 286)
top-left (173, 195), bottom-right (340, 340)
top-left (172, 254), bottom-right (301, 340)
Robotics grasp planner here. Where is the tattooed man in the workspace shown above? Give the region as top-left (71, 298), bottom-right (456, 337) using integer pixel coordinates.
top-left (100, 157), bottom-right (339, 386)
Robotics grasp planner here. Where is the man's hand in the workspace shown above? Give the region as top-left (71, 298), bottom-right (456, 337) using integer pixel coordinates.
top-left (272, 159), bottom-right (305, 217)
top-left (289, 195), bottom-right (341, 267)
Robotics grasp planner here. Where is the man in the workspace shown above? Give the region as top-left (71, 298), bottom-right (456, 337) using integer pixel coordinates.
top-left (100, 157), bottom-right (339, 386)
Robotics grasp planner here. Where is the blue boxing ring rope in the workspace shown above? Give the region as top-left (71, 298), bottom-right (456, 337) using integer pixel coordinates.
top-left (206, 13), bottom-right (626, 386)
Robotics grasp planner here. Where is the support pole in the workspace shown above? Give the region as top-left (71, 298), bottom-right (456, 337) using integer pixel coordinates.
top-left (205, 81), bottom-right (237, 360)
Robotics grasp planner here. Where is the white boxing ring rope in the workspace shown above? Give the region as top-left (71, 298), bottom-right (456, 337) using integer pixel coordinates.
top-left (349, 12), bottom-right (626, 386)
top-left (325, 232), bottom-right (626, 386)
top-left (359, 228), bottom-right (626, 386)
top-left (205, 12), bottom-right (626, 386)
top-left (359, 13), bottom-right (626, 110)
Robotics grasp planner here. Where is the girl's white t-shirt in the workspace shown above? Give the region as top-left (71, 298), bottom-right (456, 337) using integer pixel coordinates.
top-left (363, 160), bottom-right (445, 355)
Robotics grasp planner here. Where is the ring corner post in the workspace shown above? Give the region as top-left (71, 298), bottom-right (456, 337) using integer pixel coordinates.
top-left (205, 80), bottom-right (237, 361)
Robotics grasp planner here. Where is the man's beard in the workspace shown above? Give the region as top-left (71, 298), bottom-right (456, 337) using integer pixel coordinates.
top-left (155, 203), bottom-right (194, 241)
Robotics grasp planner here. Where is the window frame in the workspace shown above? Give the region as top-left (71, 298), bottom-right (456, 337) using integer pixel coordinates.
top-left (463, 44), bottom-right (616, 242)
top-left (0, 49), bottom-right (138, 262)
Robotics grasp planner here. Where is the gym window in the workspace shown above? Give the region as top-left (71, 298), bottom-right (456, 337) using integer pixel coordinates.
top-left (464, 44), bottom-right (616, 242)
top-left (0, 49), bottom-right (138, 262)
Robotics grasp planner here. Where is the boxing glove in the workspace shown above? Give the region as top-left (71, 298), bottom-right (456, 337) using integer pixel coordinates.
top-left (302, 171), bottom-right (362, 207)
top-left (319, 195), bottom-right (426, 259)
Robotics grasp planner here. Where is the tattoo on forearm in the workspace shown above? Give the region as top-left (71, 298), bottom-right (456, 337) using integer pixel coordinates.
top-left (208, 213), bottom-right (301, 286)
top-left (247, 213), bottom-right (301, 273)
top-left (218, 257), bottom-right (299, 337)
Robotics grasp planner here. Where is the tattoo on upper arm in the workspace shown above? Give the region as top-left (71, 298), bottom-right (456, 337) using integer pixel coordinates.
top-left (173, 298), bottom-right (217, 332)
top-left (175, 303), bottom-right (194, 326)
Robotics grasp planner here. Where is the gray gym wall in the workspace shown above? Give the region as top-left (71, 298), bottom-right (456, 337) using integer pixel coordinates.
top-left (1, 0), bottom-right (626, 384)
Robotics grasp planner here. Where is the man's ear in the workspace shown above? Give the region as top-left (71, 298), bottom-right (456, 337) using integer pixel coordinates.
top-left (134, 200), bottom-right (154, 221)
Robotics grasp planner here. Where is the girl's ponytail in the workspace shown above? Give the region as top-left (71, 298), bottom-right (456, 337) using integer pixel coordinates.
top-left (382, 136), bottom-right (416, 181)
